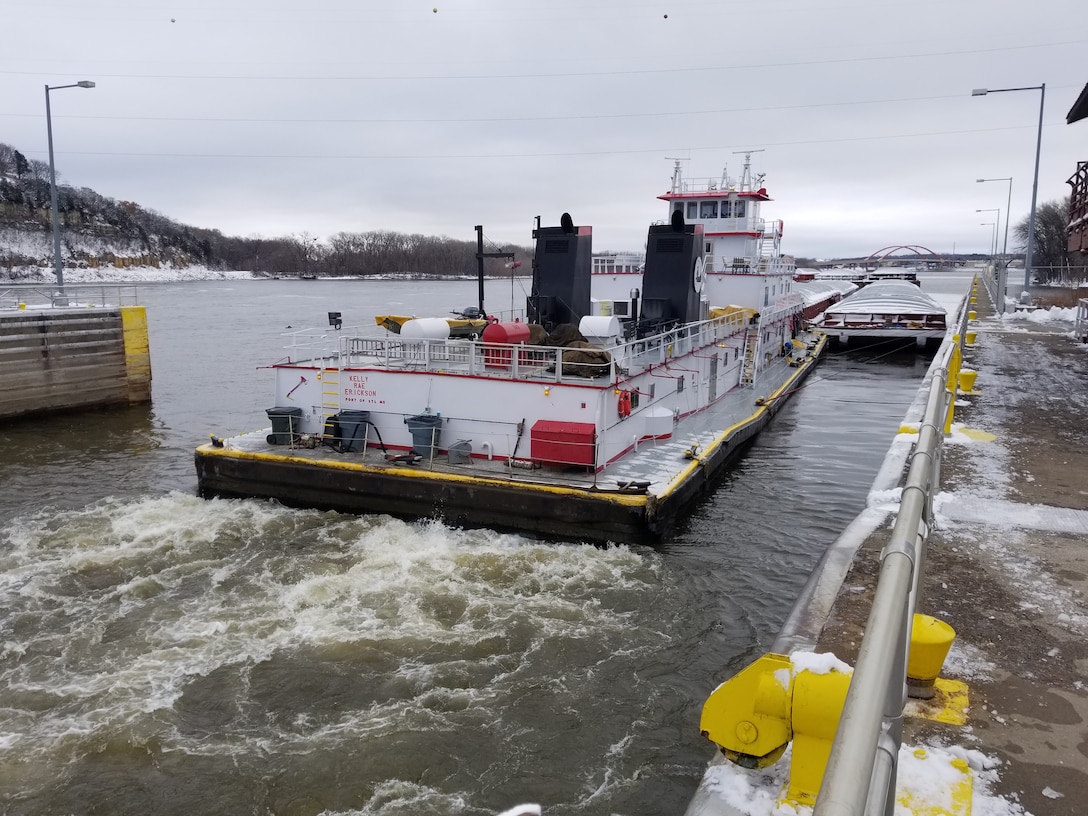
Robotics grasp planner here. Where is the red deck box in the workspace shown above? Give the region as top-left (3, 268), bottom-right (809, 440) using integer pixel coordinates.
top-left (530, 420), bottom-right (596, 466)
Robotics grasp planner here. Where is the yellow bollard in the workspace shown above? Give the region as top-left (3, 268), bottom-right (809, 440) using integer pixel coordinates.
top-left (700, 654), bottom-right (793, 769)
top-left (18, 302), bottom-right (27, 310)
top-left (700, 653), bottom-right (854, 808)
top-left (965, 330), bottom-right (977, 346)
top-left (907, 614), bottom-right (956, 699)
top-left (969, 295), bottom-right (977, 304)
top-left (786, 668), bottom-right (852, 806)
top-left (968, 310), bottom-right (977, 321)
top-left (957, 369), bottom-right (979, 394)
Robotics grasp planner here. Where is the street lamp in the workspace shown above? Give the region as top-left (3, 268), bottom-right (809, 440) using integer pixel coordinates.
top-left (980, 222), bottom-right (998, 258)
top-left (976, 177), bottom-right (1013, 257)
top-left (46, 80), bottom-right (96, 293)
top-left (976, 209), bottom-right (1000, 256)
top-left (972, 85), bottom-right (1045, 290)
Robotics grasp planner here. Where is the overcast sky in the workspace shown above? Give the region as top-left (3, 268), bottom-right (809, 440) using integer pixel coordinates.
top-left (3, 0), bottom-right (1085, 260)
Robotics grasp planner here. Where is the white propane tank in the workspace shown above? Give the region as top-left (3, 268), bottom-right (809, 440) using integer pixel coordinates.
top-left (578, 315), bottom-right (622, 345)
top-left (400, 317), bottom-right (452, 339)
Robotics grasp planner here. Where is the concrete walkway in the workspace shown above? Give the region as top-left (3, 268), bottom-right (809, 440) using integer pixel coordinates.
top-left (818, 283), bottom-right (1088, 815)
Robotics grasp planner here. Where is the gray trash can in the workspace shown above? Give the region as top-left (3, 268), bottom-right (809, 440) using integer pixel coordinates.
top-left (266, 406), bottom-right (303, 445)
top-left (332, 410), bottom-right (371, 452)
top-left (405, 414), bottom-right (443, 458)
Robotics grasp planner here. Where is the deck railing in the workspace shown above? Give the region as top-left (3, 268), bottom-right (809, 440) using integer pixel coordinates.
top-left (0, 283), bottom-right (140, 309)
top-left (278, 310), bottom-right (752, 384)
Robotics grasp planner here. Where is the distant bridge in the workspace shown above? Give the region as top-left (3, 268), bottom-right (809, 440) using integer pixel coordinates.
top-left (807, 245), bottom-right (959, 271)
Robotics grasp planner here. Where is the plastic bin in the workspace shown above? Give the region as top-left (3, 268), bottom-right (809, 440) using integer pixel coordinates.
top-left (405, 414), bottom-right (443, 458)
top-left (266, 406), bottom-right (303, 445)
top-left (448, 439), bottom-right (472, 465)
top-left (331, 409), bottom-right (371, 452)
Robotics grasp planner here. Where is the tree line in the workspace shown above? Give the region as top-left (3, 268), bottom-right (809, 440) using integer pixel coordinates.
top-left (0, 140), bottom-right (531, 278)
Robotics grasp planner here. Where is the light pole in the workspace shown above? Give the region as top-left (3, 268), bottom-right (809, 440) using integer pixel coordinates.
top-left (980, 222), bottom-right (998, 258)
top-left (46, 80), bottom-right (96, 293)
top-left (972, 85), bottom-right (1045, 291)
top-left (976, 177), bottom-right (1013, 257)
top-left (976, 209), bottom-right (1000, 256)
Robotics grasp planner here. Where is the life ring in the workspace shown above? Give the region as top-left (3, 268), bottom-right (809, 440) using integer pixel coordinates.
top-left (617, 390), bottom-right (632, 418)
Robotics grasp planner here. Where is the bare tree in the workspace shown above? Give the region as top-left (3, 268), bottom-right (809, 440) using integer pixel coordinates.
top-left (1014, 197), bottom-right (1073, 283)
top-left (27, 159), bottom-right (52, 183)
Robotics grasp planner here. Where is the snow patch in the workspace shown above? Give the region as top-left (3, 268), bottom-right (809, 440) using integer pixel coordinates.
top-left (1, 263), bottom-right (259, 284)
top-left (790, 650), bottom-right (852, 676)
top-left (698, 742), bottom-right (1026, 815)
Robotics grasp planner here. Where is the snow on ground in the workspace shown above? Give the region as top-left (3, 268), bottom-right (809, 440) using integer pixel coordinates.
top-left (999, 304), bottom-right (1078, 324)
top-left (1, 263), bottom-right (258, 284)
top-left (935, 305), bottom-right (1088, 639)
top-left (701, 739), bottom-right (1027, 816)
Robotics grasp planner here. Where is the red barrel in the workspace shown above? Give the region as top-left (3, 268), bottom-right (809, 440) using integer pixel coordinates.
top-left (482, 321), bottom-right (530, 369)
top-left (481, 321), bottom-right (531, 344)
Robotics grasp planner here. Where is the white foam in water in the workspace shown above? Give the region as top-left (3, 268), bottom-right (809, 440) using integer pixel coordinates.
top-left (0, 493), bottom-right (666, 810)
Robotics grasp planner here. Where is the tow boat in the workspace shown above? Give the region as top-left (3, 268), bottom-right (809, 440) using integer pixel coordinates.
top-left (195, 158), bottom-right (826, 544)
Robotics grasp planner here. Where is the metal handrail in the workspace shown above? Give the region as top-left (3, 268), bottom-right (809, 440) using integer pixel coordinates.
top-left (0, 283), bottom-right (139, 308)
top-left (812, 296), bottom-right (971, 816)
top-left (278, 310), bottom-right (752, 383)
top-left (1075, 298), bottom-right (1088, 343)
top-left (979, 262), bottom-right (1009, 315)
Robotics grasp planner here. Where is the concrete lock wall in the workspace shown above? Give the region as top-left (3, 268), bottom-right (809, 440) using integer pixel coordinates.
top-left (0, 305), bottom-right (152, 420)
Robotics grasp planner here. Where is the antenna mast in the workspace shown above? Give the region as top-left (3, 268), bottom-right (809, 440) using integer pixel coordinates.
top-left (665, 156), bottom-right (688, 193)
top-left (732, 149), bottom-right (765, 192)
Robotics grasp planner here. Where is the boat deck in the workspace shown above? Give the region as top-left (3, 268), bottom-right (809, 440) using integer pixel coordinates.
top-left (209, 345), bottom-right (818, 501)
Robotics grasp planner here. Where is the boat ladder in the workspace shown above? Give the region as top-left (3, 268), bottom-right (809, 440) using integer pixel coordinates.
top-left (739, 329), bottom-right (759, 386)
top-left (320, 364), bottom-right (341, 419)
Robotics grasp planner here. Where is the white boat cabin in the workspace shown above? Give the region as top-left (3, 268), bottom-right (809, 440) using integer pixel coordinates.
top-left (658, 153), bottom-right (796, 315)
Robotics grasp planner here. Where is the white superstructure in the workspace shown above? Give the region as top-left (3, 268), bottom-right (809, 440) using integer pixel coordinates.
top-left (658, 153), bottom-right (796, 315)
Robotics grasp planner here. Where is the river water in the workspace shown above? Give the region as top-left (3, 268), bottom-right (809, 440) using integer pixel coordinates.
top-left (0, 274), bottom-right (968, 815)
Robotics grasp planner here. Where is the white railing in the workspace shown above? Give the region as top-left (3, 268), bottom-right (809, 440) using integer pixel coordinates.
top-left (279, 311), bottom-right (752, 384)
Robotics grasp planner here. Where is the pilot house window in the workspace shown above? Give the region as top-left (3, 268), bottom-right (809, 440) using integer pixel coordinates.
top-left (686, 201), bottom-right (698, 219)
top-left (734, 201), bottom-right (746, 218)
top-left (699, 201), bottom-right (718, 218)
